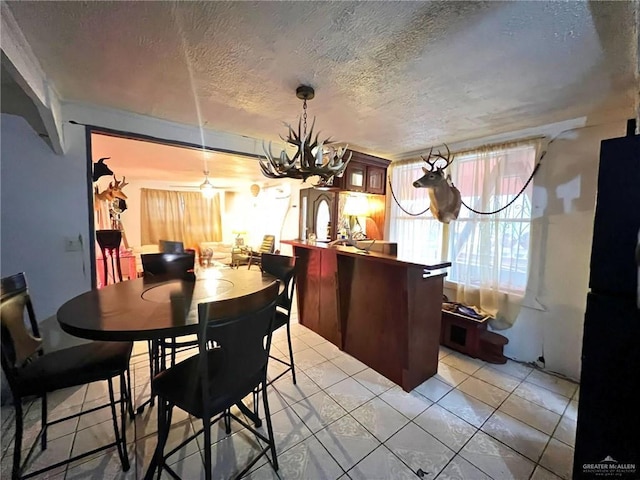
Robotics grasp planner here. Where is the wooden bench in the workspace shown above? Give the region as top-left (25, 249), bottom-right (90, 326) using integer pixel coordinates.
top-left (440, 309), bottom-right (508, 364)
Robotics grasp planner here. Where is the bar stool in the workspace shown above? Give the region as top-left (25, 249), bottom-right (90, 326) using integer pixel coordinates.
top-left (96, 229), bottom-right (123, 287)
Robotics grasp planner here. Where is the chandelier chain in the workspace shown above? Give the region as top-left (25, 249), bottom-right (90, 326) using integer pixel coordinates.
top-left (302, 99), bottom-right (308, 138)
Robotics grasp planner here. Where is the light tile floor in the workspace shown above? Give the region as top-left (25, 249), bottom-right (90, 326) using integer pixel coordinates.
top-left (1, 314), bottom-right (579, 480)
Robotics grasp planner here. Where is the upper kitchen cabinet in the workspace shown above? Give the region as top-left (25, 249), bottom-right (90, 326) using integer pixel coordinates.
top-left (334, 151), bottom-right (391, 195)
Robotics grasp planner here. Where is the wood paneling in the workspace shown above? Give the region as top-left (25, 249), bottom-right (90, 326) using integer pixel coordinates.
top-left (285, 240), bottom-right (448, 391)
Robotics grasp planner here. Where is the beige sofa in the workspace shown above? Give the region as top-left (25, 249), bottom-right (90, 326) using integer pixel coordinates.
top-left (198, 242), bottom-right (234, 267)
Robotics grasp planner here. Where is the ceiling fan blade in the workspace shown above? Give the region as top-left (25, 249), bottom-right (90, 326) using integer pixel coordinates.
top-left (168, 184), bottom-right (236, 190)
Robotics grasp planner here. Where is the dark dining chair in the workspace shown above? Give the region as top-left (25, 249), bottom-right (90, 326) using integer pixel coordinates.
top-left (138, 252), bottom-right (197, 414)
top-left (144, 282), bottom-right (280, 480)
top-left (0, 272), bottom-right (134, 480)
top-left (260, 252), bottom-right (298, 386)
top-left (158, 239), bottom-right (185, 254)
top-left (140, 252), bottom-right (195, 279)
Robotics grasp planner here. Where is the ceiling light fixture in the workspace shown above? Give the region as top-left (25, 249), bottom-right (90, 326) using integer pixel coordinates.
top-left (259, 85), bottom-right (352, 189)
top-left (200, 170), bottom-right (215, 199)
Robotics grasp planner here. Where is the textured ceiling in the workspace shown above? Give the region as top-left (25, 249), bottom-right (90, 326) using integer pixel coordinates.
top-left (91, 132), bottom-right (267, 188)
top-left (5, 1), bottom-right (637, 165)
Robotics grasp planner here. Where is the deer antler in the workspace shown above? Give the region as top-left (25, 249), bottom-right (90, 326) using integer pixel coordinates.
top-left (259, 117), bottom-right (352, 183)
top-left (421, 144), bottom-right (453, 171)
top-left (109, 175), bottom-right (128, 200)
top-left (112, 175), bottom-right (128, 190)
top-left (421, 147), bottom-right (437, 171)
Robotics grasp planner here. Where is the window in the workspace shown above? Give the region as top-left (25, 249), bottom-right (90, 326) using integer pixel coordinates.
top-left (389, 142), bottom-right (538, 294)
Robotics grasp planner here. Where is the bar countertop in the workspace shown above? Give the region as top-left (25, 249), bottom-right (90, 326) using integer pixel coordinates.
top-left (281, 239), bottom-right (451, 273)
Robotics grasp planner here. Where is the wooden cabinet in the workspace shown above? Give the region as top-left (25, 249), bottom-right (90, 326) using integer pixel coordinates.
top-left (366, 166), bottom-right (386, 194)
top-left (334, 151), bottom-right (390, 194)
top-left (343, 163), bottom-right (366, 192)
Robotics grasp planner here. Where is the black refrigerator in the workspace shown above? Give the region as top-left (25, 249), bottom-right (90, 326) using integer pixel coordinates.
top-left (574, 121), bottom-right (640, 479)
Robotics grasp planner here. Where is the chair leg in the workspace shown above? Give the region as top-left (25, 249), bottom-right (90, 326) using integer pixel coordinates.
top-left (136, 344), bottom-right (156, 415)
top-left (170, 340), bottom-right (176, 367)
top-left (261, 382), bottom-right (278, 471)
top-left (40, 393), bottom-right (48, 450)
top-left (144, 399), bottom-right (169, 480)
top-left (252, 389), bottom-right (260, 422)
top-left (119, 374), bottom-right (129, 453)
top-left (286, 322), bottom-right (297, 385)
top-left (203, 416), bottom-right (212, 480)
top-left (223, 409), bottom-right (231, 435)
top-left (12, 399), bottom-right (23, 480)
top-left (107, 377), bottom-right (130, 472)
top-left (125, 367), bottom-right (135, 419)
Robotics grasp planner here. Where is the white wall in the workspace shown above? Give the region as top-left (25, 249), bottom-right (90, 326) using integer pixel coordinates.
top-left (514, 122), bottom-right (626, 380)
top-left (1, 114), bottom-right (91, 322)
top-left (442, 121), bottom-right (627, 381)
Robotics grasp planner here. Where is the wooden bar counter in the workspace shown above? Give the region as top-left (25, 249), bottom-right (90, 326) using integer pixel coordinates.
top-left (283, 240), bottom-right (450, 392)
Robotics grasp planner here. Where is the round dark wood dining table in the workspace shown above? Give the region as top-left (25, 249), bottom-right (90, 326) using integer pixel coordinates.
top-left (57, 268), bottom-right (279, 342)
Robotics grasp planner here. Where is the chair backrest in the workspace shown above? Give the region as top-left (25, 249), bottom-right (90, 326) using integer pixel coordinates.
top-left (258, 235), bottom-right (276, 254)
top-left (141, 252), bottom-right (195, 279)
top-left (197, 282), bottom-right (279, 416)
top-left (0, 273), bottom-right (43, 391)
top-left (260, 253), bottom-right (297, 311)
top-left (159, 240), bottom-right (185, 254)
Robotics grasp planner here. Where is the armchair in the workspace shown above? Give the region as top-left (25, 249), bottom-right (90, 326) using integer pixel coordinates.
top-left (233, 235), bottom-right (276, 269)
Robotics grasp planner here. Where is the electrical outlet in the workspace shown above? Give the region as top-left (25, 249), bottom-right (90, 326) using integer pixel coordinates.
top-left (64, 236), bottom-right (82, 252)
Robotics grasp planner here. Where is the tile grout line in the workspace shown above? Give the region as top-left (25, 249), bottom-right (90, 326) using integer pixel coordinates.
top-left (8, 325), bottom-right (579, 480)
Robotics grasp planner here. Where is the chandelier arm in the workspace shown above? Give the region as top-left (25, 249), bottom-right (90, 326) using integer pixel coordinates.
top-left (260, 84), bottom-right (352, 187)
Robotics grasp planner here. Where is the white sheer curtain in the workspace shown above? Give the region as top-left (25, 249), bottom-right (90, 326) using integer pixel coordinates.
top-left (388, 161), bottom-right (444, 264)
top-left (140, 188), bottom-right (222, 249)
top-left (448, 141), bottom-right (540, 328)
top-left (388, 140), bottom-right (540, 328)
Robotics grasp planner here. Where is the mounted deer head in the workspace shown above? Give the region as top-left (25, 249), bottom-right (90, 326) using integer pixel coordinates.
top-left (109, 176), bottom-right (128, 201)
top-left (94, 175), bottom-right (128, 209)
top-left (92, 157), bottom-right (113, 182)
top-left (412, 144), bottom-right (461, 223)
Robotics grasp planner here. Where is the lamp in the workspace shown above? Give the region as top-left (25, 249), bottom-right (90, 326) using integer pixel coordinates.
top-left (200, 170), bottom-right (215, 199)
top-left (231, 230), bottom-right (247, 248)
top-left (259, 85), bottom-right (353, 188)
top-left (343, 194), bottom-right (370, 238)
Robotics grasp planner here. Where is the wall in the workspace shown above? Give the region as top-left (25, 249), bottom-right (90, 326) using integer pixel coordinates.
top-left (1, 114), bottom-right (91, 327)
top-left (442, 121), bottom-right (627, 381)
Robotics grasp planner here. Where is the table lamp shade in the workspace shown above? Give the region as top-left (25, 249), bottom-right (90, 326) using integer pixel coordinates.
top-left (343, 194), bottom-right (369, 217)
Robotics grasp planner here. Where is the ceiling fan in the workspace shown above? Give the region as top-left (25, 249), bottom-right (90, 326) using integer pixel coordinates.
top-left (169, 170), bottom-right (238, 196)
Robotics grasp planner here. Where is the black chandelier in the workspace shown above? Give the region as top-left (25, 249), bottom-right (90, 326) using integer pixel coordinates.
top-left (259, 85), bottom-right (352, 188)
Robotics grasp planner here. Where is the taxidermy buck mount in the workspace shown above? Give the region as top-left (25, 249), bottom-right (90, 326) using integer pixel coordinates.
top-left (412, 144), bottom-right (462, 224)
